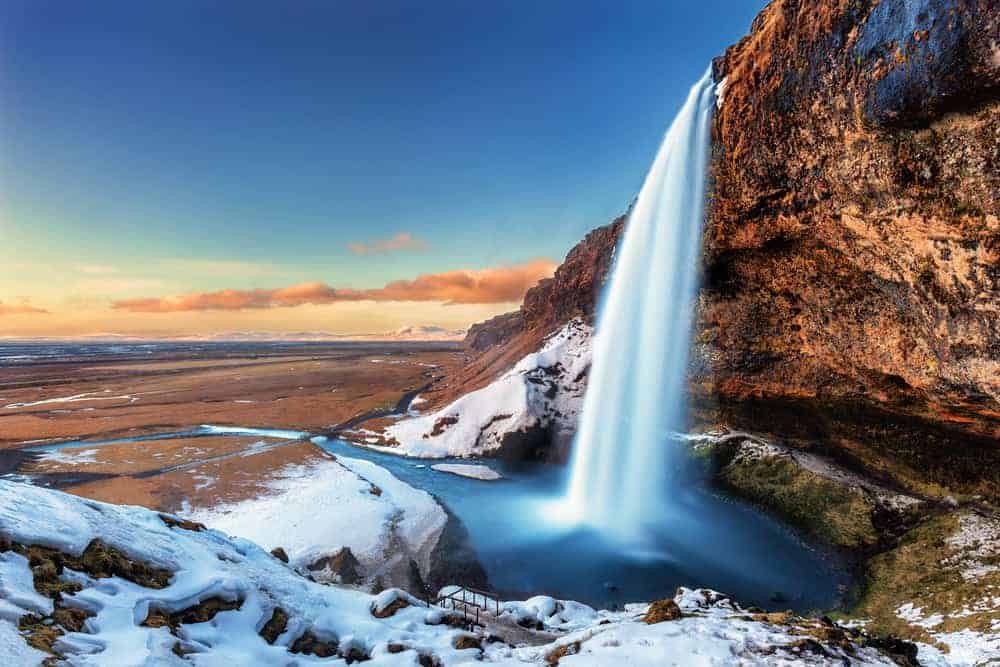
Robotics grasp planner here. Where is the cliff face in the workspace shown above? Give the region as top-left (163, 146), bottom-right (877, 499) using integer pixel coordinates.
top-left (415, 217), bottom-right (624, 414)
top-left (700, 0), bottom-right (1000, 498)
top-left (451, 0), bottom-right (999, 497)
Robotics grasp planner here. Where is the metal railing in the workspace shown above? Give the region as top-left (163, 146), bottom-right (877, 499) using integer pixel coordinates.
top-left (430, 586), bottom-right (501, 628)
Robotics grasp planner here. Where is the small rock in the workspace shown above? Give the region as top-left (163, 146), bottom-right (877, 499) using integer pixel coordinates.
top-left (308, 547), bottom-right (363, 585)
top-left (270, 547), bottom-right (289, 563)
top-left (643, 599), bottom-right (682, 624)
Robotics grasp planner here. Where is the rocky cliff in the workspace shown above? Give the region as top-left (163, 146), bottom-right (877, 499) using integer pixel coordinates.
top-left (700, 0), bottom-right (1000, 500)
top-left (407, 0), bottom-right (1000, 498)
top-left (412, 217), bottom-right (624, 419)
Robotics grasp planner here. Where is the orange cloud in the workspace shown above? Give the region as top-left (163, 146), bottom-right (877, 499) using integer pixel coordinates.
top-left (0, 299), bottom-right (49, 315)
top-left (113, 259), bottom-right (556, 312)
top-left (348, 232), bottom-right (428, 256)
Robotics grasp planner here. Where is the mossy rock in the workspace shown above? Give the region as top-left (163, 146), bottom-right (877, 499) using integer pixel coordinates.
top-left (719, 455), bottom-right (880, 549)
top-left (845, 511), bottom-right (1000, 643)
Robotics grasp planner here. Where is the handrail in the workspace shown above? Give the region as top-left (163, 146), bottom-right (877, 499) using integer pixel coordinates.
top-left (429, 585), bottom-right (502, 627)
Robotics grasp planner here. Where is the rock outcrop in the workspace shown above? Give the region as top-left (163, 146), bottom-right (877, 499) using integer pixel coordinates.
top-left (410, 217), bottom-right (624, 427)
top-left (381, 319), bottom-right (592, 461)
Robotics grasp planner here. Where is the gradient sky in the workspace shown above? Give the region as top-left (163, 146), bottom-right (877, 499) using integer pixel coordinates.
top-left (0, 0), bottom-right (764, 337)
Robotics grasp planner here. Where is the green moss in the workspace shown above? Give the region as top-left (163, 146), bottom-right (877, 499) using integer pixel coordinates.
top-left (719, 455), bottom-right (879, 549)
top-left (847, 513), bottom-right (1000, 643)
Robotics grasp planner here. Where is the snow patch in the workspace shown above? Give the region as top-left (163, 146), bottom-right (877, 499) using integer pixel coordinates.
top-left (431, 464), bottom-right (502, 481)
top-left (34, 448), bottom-right (100, 467)
top-left (382, 318), bottom-right (592, 458)
top-left (184, 455), bottom-right (446, 582)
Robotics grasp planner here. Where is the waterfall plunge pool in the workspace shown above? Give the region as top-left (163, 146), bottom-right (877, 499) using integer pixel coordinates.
top-left (20, 428), bottom-right (856, 612)
top-left (316, 436), bottom-right (855, 613)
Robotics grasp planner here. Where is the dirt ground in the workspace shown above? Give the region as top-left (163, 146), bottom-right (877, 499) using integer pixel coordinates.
top-left (0, 342), bottom-right (465, 511)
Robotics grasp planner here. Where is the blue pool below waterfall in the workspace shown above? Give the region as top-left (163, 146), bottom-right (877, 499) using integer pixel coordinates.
top-left (19, 427), bottom-right (855, 612)
top-left (314, 438), bottom-right (854, 612)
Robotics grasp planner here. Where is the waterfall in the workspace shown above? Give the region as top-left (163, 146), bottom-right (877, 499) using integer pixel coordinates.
top-left (564, 69), bottom-right (716, 545)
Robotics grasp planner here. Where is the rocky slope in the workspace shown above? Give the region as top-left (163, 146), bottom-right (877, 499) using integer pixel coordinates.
top-left (415, 217), bottom-right (623, 415)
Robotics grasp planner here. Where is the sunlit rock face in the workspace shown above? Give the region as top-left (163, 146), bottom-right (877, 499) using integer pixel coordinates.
top-left (701, 0), bottom-right (1000, 499)
top-left (454, 0), bottom-right (999, 500)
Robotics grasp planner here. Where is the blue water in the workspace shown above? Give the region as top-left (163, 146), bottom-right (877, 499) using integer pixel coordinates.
top-left (316, 438), bottom-right (852, 611)
top-left (20, 428), bottom-right (853, 611)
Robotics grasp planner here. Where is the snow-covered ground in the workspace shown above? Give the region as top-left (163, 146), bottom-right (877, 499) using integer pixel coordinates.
top-left (182, 453), bottom-right (446, 587)
top-left (380, 319), bottom-right (592, 458)
top-left (431, 464), bottom-right (502, 480)
top-left (1, 480), bottom-right (949, 666)
top-left (4, 390), bottom-right (137, 410)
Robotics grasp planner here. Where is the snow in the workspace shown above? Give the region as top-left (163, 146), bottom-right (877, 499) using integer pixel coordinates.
top-left (0, 620), bottom-right (47, 667)
top-left (4, 391), bottom-right (134, 409)
top-left (895, 603), bottom-right (944, 628)
top-left (382, 319), bottom-right (592, 458)
top-left (199, 425), bottom-right (309, 440)
top-left (0, 480), bottom-right (983, 666)
top-left (944, 512), bottom-right (1000, 581)
top-left (0, 480), bottom-right (470, 666)
top-left (0, 551), bottom-right (53, 621)
top-left (431, 464), bottom-right (502, 481)
top-left (183, 454), bottom-right (446, 583)
top-left (34, 448), bottom-right (100, 467)
top-left (483, 588), bottom-right (900, 666)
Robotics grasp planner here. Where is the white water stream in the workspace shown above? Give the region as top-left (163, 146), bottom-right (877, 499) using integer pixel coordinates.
top-left (564, 69), bottom-right (716, 545)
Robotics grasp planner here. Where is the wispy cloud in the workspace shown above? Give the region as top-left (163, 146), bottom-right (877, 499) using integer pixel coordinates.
top-left (348, 232), bottom-right (428, 256)
top-left (113, 258), bottom-right (556, 312)
top-left (0, 299), bottom-right (49, 315)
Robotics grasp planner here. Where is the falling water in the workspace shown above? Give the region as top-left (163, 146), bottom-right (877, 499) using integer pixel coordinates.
top-left (564, 69), bottom-right (716, 545)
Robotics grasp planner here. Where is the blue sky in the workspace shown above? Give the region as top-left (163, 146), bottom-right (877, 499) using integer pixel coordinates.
top-left (0, 0), bottom-right (764, 335)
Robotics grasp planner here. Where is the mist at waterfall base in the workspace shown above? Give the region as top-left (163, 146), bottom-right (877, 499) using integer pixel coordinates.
top-left (335, 70), bottom-right (846, 611)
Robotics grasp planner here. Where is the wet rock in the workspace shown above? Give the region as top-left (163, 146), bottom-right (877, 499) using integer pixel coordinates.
top-left (864, 634), bottom-right (920, 667)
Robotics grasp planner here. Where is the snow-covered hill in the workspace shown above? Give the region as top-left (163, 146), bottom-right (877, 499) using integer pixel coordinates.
top-left (377, 319), bottom-right (592, 459)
